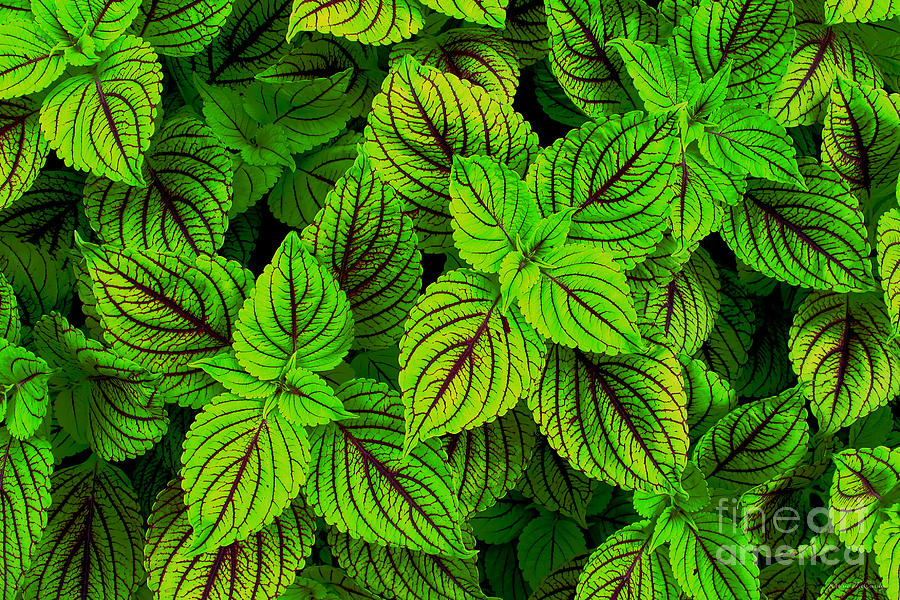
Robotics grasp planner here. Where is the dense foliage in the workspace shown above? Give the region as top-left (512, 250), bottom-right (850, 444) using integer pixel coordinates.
top-left (0, 0), bottom-right (900, 599)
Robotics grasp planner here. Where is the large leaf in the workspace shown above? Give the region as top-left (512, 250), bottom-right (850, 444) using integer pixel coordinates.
top-left (84, 114), bottom-right (232, 256)
top-left (40, 35), bottom-right (162, 187)
top-left (144, 480), bottom-right (314, 600)
top-left (303, 150), bottom-right (422, 351)
top-left (520, 441), bottom-right (592, 524)
top-left (879, 208), bottom-right (900, 332)
top-left (502, 0), bottom-right (550, 67)
top-left (526, 112), bottom-right (679, 268)
top-left (0, 236), bottom-right (70, 328)
top-left (817, 554), bottom-right (888, 600)
top-left (0, 99), bottom-right (49, 211)
top-left (132, 0), bottom-right (233, 57)
top-left (694, 386), bottom-right (809, 490)
top-left (179, 392), bottom-right (310, 553)
top-left (822, 78), bottom-right (900, 194)
top-left (875, 516), bottom-right (900, 600)
top-left (608, 38), bottom-right (699, 114)
top-left (390, 28), bottom-right (520, 103)
top-left (664, 510), bottom-right (761, 600)
top-left (398, 269), bottom-right (545, 452)
top-left (79, 241), bottom-right (253, 407)
top-left (518, 514), bottom-right (586, 589)
top-left (767, 23), bottom-right (882, 127)
top-left (575, 520), bottom-right (676, 600)
top-left (0, 431), bottom-right (52, 600)
top-left (672, 0), bottom-right (794, 105)
top-left (56, 0), bottom-right (142, 51)
top-left (529, 553), bottom-right (589, 600)
top-left (829, 446), bottom-right (900, 551)
top-left (287, 0), bottom-right (425, 45)
top-left (697, 270), bottom-right (756, 383)
top-left (518, 245), bottom-right (643, 355)
top-left (545, 0), bottom-right (653, 118)
top-left (0, 19), bottom-right (66, 100)
top-left (330, 530), bottom-right (488, 600)
top-left (445, 406), bottom-right (537, 516)
top-left (180, 0), bottom-right (292, 87)
top-left (0, 339), bottom-right (51, 440)
top-left (698, 107), bottom-right (805, 187)
top-left (307, 379), bottom-right (470, 557)
top-left (529, 343), bottom-right (688, 494)
top-left (448, 154), bottom-right (539, 273)
top-left (365, 56), bottom-right (538, 249)
top-left (233, 231), bottom-right (352, 379)
top-left (789, 291), bottom-right (900, 434)
top-left (20, 457), bottom-right (143, 600)
top-left (33, 312), bottom-right (168, 461)
top-left (721, 159), bottom-right (874, 292)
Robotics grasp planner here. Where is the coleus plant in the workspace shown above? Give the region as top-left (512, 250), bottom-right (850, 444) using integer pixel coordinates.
top-left (0, 0), bottom-right (899, 598)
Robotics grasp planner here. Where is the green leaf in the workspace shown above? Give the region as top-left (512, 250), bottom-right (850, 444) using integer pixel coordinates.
top-left (40, 35), bottom-right (162, 187)
top-left (483, 542), bottom-right (530, 600)
top-left (875, 517), bottom-right (900, 600)
top-left (672, 0), bottom-right (794, 105)
top-left (472, 495), bottom-right (534, 544)
top-left (303, 150), bottom-right (422, 351)
top-left (83, 114), bottom-right (232, 256)
top-left (391, 28), bottom-right (519, 103)
top-left (740, 464), bottom-right (823, 549)
top-left (517, 245), bottom-right (643, 354)
top-left (57, 0), bottom-right (142, 51)
top-left (0, 339), bottom-right (51, 440)
top-left (399, 269), bottom-right (545, 451)
top-left (822, 78), bottom-right (900, 193)
top-left (132, 0), bottom-right (233, 56)
top-left (449, 154), bottom-right (539, 273)
top-left (364, 56), bottom-right (538, 250)
top-left (144, 480), bottom-right (315, 600)
top-left (329, 530), bottom-right (488, 600)
top-left (789, 291), bottom-right (900, 434)
top-left (526, 112), bottom-right (679, 268)
top-left (817, 554), bottom-right (888, 600)
top-left (269, 131), bottom-right (360, 229)
top-left (20, 457), bottom-right (143, 600)
top-left (767, 24), bottom-right (882, 127)
top-left (286, 566), bottom-right (377, 600)
top-left (575, 521), bottom-right (677, 600)
top-left (179, 0), bottom-right (292, 87)
top-left (0, 169), bottom-right (85, 255)
top-left (418, 0), bottom-right (508, 27)
top-left (694, 386), bottom-right (809, 490)
top-left (529, 344), bottom-right (688, 494)
top-left (533, 58), bottom-right (588, 129)
top-left (445, 406), bottom-right (537, 516)
top-left (609, 38), bottom-right (700, 113)
top-left (0, 272), bottom-right (19, 344)
top-left (79, 241), bottom-right (253, 407)
top-left (520, 441), bottom-right (592, 525)
top-left (697, 270), bottom-right (756, 383)
top-left (517, 514), bottom-right (586, 589)
top-left (0, 430), bottom-right (52, 600)
top-left (0, 19), bottom-right (66, 99)
top-left (667, 151), bottom-right (743, 249)
top-left (502, 0), bottom-right (550, 67)
top-left (721, 159), bottom-right (874, 292)
top-left (680, 356), bottom-right (736, 442)
top-left (545, 0), bottom-right (654, 118)
top-left (830, 447), bottom-right (900, 551)
top-left (825, 0), bottom-right (900, 23)
top-left (233, 231), bottom-right (352, 379)
top-left (180, 392), bottom-right (310, 553)
top-left (528, 553), bottom-right (588, 600)
top-left (879, 208), bottom-right (900, 332)
top-left (699, 107), bottom-right (805, 187)
top-left (287, 0), bottom-right (425, 45)
top-left (33, 312), bottom-right (168, 461)
top-left (308, 378), bottom-right (470, 558)
top-left (0, 236), bottom-right (70, 328)
top-left (641, 247), bottom-right (720, 356)
top-left (0, 99), bottom-right (49, 211)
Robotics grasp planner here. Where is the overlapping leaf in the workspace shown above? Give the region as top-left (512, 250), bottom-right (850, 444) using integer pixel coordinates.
top-left (830, 446), bottom-right (900, 551)
top-left (721, 159), bottom-right (874, 292)
top-left (0, 99), bottom-right (49, 212)
top-left (789, 291), bottom-right (900, 434)
top-left (132, 0), bottom-right (233, 56)
top-left (287, 0), bottom-right (425, 45)
top-left (145, 480), bottom-right (314, 600)
top-left (303, 150), bottom-right (422, 350)
top-left (399, 269), bottom-right (544, 451)
top-left (307, 379), bottom-right (470, 557)
top-left (0, 19), bottom-right (66, 100)
top-left (529, 343), bottom-right (688, 494)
